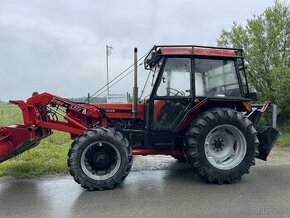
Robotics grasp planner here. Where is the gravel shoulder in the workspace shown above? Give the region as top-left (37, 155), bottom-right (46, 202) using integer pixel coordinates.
top-left (258, 145), bottom-right (290, 165)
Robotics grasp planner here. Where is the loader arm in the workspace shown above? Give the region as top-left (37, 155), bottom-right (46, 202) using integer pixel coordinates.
top-left (0, 92), bottom-right (104, 163)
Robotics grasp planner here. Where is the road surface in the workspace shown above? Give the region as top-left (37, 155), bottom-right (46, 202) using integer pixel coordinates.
top-left (0, 154), bottom-right (290, 218)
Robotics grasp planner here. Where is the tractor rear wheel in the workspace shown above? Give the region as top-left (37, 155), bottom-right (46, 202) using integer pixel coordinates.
top-left (184, 108), bottom-right (258, 184)
top-left (68, 128), bottom-right (132, 191)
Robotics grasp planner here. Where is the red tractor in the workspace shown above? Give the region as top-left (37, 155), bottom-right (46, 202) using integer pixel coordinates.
top-left (0, 45), bottom-right (279, 190)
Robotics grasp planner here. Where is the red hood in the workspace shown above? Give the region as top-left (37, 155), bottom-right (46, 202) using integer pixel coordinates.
top-left (95, 103), bottom-right (145, 119)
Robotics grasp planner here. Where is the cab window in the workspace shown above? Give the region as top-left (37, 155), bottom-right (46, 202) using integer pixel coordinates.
top-left (195, 59), bottom-right (241, 97)
top-left (156, 58), bottom-right (191, 97)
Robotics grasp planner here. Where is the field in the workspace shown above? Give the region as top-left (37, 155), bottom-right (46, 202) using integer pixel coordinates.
top-left (0, 103), bottom-right (289, 177)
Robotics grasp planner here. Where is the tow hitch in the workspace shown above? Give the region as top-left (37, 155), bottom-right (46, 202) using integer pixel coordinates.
top-left (247, 102), bottom-right (280, 160)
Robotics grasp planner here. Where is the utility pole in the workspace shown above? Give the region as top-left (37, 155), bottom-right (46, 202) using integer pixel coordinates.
top-left (87, 92), bottom-right (90, 103)
top-left (106, 45), bottom-right (113, 96)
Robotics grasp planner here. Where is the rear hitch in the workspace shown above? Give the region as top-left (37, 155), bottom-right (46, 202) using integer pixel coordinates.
top-left (246, 102), bottom-right (280, 161)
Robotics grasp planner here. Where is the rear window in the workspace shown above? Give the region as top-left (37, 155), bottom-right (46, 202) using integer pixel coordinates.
top-left (195, 59), bottom-right (241, 97)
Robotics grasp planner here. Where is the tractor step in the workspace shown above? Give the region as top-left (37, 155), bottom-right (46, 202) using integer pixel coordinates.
top-left (0, 125), bottom-right (51, 163)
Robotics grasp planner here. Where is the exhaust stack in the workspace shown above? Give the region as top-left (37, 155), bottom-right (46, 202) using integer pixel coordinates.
top-left (132, 47), bottom-right (138, 118)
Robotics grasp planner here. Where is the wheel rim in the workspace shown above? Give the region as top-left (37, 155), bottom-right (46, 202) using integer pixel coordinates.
top-left (81, 141), bottom-right (121, 180)
top-left (204, 124), bottom-right (247, 170)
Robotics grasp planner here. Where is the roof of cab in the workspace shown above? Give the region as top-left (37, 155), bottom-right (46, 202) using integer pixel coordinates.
top-left (144, 45), bottom-right (243, 70)
top-left (158, 47), bottom-right (238, 57)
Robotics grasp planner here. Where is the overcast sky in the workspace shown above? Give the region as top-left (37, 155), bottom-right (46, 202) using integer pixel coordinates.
top-left (0, 0), bottom-right (286, 101)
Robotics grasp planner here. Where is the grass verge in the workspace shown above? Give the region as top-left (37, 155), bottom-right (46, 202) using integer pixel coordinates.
top-left (276, 132), bottom-right (290, 147)
top-left (0, 131), bottom-right (71, 177)
top-left (0, 104), bottom-right (71, 177)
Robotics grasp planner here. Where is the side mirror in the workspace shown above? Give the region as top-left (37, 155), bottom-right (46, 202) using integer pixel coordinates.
top-left (249, 92), bottom-right (258, 101)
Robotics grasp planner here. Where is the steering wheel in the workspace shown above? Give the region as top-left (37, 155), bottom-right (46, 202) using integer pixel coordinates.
top-left (167, 88), bottom-right (185, 96)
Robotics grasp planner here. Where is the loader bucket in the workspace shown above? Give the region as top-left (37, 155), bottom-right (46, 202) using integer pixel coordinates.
top-left (0, 125), bottom-right (51, 163)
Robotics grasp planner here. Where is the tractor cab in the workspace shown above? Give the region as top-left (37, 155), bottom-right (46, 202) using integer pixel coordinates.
top-left (143, 45), bottom-right (249, 100)
top-left (141, 46), bottom-right (253, 148)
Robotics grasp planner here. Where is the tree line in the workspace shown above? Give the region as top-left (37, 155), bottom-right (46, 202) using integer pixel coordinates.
top-left (217, 0), bottom-right (290, 124)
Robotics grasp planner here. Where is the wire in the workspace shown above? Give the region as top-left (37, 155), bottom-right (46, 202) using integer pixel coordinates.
top-left (139, 69), bottom-right (152, 100)
top-left (90, 62), bottom-right (144, 101)
top-left (89, 64), bottom-right (133, 99)
top-left (88, 51), bottom-right (149, 102)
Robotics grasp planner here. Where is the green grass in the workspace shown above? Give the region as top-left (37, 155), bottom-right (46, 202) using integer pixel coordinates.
top-left (0, 104), bottom-right (71, 177)
top-left (0, 104), bottom-right (23, 126)
top-left (277, 132), bottom-right (290, 147)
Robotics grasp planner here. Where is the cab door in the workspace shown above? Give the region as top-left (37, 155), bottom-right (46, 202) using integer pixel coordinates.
top-left (148, 57), bottom-right (193, 147)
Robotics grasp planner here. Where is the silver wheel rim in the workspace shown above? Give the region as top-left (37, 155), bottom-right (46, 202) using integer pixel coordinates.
top-left (204, 124), bottom-right (247, 170)
top-left (81, 141), bottom-right (121, 180)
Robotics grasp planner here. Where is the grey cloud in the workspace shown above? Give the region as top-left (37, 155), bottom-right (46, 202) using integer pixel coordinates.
top-left (0, 0), bottom-right (277, 101)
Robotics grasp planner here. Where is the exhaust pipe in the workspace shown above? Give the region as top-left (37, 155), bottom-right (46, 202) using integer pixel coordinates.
top-left (132, 47), bottom-right (138, 118)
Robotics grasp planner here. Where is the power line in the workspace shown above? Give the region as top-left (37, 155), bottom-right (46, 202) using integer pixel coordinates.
top-left (139, 69), bottom-right (152, 100)
top-left (90, 62), bottom-right (143, 101)
top-left (88, 51), bottom-right (149, 102)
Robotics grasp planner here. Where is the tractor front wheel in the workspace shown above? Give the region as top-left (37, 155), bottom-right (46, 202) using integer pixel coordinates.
top-left (185, 108), bottom-right (258, 184)
top-left (68, 128), bottom-right (132, 191)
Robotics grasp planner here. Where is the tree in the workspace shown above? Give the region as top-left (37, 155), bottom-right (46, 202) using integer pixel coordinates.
top-left (217, 1), bottom-right (290, 123)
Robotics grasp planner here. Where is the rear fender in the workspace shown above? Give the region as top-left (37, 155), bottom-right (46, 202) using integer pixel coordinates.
top-left (175, 98), bottom-right (249, 132)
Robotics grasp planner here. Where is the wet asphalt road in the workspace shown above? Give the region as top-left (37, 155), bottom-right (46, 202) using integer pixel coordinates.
top-left (0, 156), bottom-right (290, 218)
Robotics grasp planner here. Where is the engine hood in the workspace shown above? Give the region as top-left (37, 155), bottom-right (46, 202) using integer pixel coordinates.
top-left (95, 103), bottom-right (145, 119)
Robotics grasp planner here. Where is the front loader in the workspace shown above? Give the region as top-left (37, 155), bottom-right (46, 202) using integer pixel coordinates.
top-left (0, 45), bottom-right (279, 190)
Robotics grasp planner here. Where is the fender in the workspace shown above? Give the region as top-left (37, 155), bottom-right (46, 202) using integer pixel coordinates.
top-left (175, 98), bottom-right (251, 132)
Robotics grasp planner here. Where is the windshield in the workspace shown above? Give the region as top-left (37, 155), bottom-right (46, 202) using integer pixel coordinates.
top-left (139, 58), bottom-right (163, 100)
top-left (156, 58), bottom-right (191, 97)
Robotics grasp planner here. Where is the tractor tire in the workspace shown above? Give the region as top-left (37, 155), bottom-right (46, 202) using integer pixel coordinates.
top-left (184, 108), bottom-right (258, 184)
top-left (68, 128), bottom-right (132, 191)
